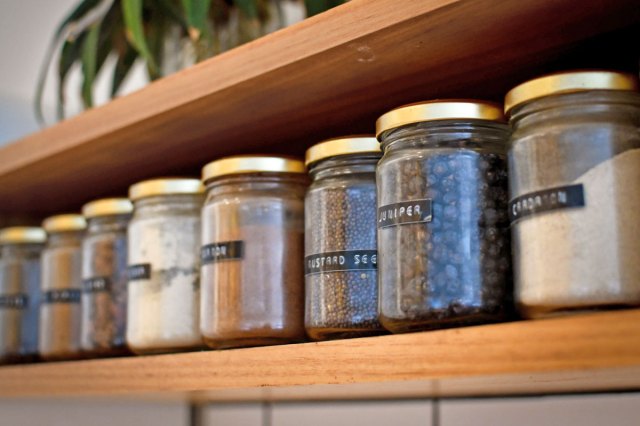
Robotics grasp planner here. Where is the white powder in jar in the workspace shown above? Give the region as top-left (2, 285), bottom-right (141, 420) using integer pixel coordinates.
top-left (126, 207), bottom-right (202, 353)
top-left (515, 148), bottom-right (640, 316)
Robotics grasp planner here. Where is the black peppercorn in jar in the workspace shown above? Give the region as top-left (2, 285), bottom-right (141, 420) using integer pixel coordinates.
top-left (0, 227), bottom-right (45, 364)
top-left (40, 214), bottom-right (86, 360)
top-left (505, 71), bottom-right (640, 318)
top-left (81, 198), bottom-right (133, 357)
top-left (200, 156), bottom-right (308, 349)
top-left (127, 179), bottom-right (205, 354)
top-left (304, 136), bottom-right (384, 340)
top-left (376, 100), bottom-right (512, 333)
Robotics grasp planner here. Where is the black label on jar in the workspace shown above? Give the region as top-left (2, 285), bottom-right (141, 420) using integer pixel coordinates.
top-left (127, 264), bottom-right (151, 281)
top-left (82, 277), bottom-right (111, 293)
top-left (305, 250), bottom-right (378, 275)
top-left (509, 184), bottom-right (585, 223)
top-left (43, 289), bottom-right (81, 304)
top-left (377, 199), bottom-right (433, 228)
top-left (201, 241), bottom-right (244, 264)
top-left (0, 294), bottom-right (28, 309)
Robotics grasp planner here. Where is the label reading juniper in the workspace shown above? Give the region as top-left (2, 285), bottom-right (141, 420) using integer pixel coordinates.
top-left (305, 250), bottom-right (378, 275)
top-left (378, 199), bottom-right (433, 228)
top-left (509, 184), bottom-right (585, 223)
top-left (82, 276), bottom-right (111, 293)
top-left (201, 241), bottom-right (244, 264)
top-left (0, 294), bottom-right (28, 309)
top-left (127, 263), bottom-right (151, 281)
top-left (44, 289), bottom-right (81, 304)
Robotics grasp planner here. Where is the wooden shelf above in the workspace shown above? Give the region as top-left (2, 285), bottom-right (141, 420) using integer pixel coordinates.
top-left (1, 0), bottom-right (639, 216)
top-left (0, 310), bottom-right (639, 401)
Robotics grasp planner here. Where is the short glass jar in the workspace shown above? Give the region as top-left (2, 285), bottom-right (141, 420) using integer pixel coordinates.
top-left (40, 214), bottom-right (86, 360)
top-left (126, 178), bottom-right (204, 354)
top-left (81, 198), bottom-right (133, 357)
top-left (376, 101), bottom-right (512, 333)
top-left (0, 227), bottom-right (45, 364)
top-left (200, 156), bottom-right (307, 349)
top-left (304, 137), bottom-right (384, 340)
top-left (505, 71), bottom-right (640, 318)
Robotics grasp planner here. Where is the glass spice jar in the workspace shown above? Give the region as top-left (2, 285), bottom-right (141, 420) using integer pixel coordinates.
top-left (0, 227), bottom-right (45, 364)
top-left (200, 156), bottom-right (307, 349)
top-left (376, 101), bottom-right (512, 333)
top-left (304, 137), bottom-right (385, 340)
top-left (81, 198), bottom-right (133, 357)
top-left (40, 214), bottom-right (86, 360)
top-left (126, 179), bottom-right (205, 354)
top-left (505, 71), bottom-right (640, 318)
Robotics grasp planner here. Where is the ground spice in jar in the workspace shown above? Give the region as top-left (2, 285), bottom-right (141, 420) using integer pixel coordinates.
top-left (40, 215), bottom-right (86, 360)
top-left (0, 227), bottom-right (45, 364)
top-left (81, 199), bottom-right (132, 356)
top-left (126, 179), bottom-right (204, 354)
top-left (376, 101), bottom-right (513, 333)
top-left (304, 137), bottom-right (384, 340)
top-left (506, 71), bottom-right (640, 317)
top-left (200, 156), bottom-right (307, 349)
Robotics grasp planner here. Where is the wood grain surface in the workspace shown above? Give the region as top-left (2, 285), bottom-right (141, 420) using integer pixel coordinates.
top-left (0, 0), bottom-right (639, 215)
top-left (0, 310), bottom-right (638, 400)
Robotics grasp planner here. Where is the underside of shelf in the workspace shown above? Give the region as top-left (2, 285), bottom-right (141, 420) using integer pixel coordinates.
top-left (0, 310), bottom-right (638, 401)
top-left (0, 0), bottom-right (639, 218)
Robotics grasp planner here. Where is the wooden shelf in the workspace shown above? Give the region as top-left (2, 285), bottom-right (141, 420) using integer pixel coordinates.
top-left (1, 0), bottom-right (639, 216)
top-left (0, 310), bottom-right (639, 401)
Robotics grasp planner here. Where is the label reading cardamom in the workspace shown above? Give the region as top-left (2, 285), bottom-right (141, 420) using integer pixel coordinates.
top-left (0, 294), bottom-right (28, 309)
top-left (305, 250), bottom-right (378, 275)
top-left (82, 277), bottom-right (111, 293)
top-left (127, 264), bottom-right (151, 281)
top-left (201, 241), bottom-right (244, 264)
top-left (44, 289), bottom-right (81, 304)
top-left (509, 184), bottom-right (585, 223)
top-left (378, 199), bottom-right (433, 228)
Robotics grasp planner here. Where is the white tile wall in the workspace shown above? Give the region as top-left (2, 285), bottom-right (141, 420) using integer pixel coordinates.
top-left (201, 403), bottom-right (263, 426)
top-left (0, 398), bottom-right (188, 426)
top-left (270, 400), bottom-right (433, 426)
top-left (440, 393), bottom-right (640, 426)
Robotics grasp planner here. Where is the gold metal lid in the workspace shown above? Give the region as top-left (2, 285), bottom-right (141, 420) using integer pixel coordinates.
top-left (0, 227), bottom-right (46, 245)
top-left (376, 100), bottom-right (505, 138)
top-left (129, 178), bottom-right (204, 201)
top-left (42, 214), bottom-right (87, 233)
top-left (504, 70), bottom-right (639, 114)
top-left (202, 156), bottom-right (306, 182)
top-left (82, 198), bottom-right (133, 218)
top-left (305, 136), bottom-right (381, 166)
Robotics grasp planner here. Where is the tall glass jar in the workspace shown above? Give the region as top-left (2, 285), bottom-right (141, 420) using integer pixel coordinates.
top-left (81, 198), bottom-right (132, 357)
top-left (200, 156), bottom-right (307, 349)
top-left (40, 214), bottom-right (86, 360)
top-left (0, 227), bottom-right (45, 364)
top-left (304, 137), bottom-right (384, 340)
top-left (127, 179), bottom-right (204, 354)
top-left (376, 101), bottom-right (512, 333)
top-left (505, 71), bottom-right (640, 318)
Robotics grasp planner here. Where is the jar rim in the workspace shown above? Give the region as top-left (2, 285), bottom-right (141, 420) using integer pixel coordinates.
top-left (305, 136), bottom-right (380, 166)
top-left (82, 198), bottom-right (133, 218)
top-left (129, 178), bottom-right (204, 201)
top-left (42, 214), bottom-right (86, 233)
top-left (0, 227), bottom-right (46, 244)
top-left (202, 155), bottom-right (305, 183)
top-left (504, 70), bottom-right (639, 115)
top-left (376, 100), bottom-right (505, 138)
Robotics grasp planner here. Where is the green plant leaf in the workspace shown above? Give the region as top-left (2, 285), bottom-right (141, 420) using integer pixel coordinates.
top-left (155, 0), bottom-right (189, 31)
top-left (111, 44), bottom-right (138, 96)
top-left (122, 0), bottom-right (159, 78)
top-left (181, 0), bottom-right (212, 40)
top-left (57, 33), bottom-right (87, 120)
top-left (81, 22), bottom-right (101, 108)
top-left (303, 0), bottom-right (326, 17)
top-left (146, 8), bottom-right (167, 80)
top-left (233, 0), bottom-right (258, 19)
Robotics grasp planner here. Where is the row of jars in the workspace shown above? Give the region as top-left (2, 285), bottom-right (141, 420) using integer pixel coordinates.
top-left (2, 70), bottom-right (640, 362)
